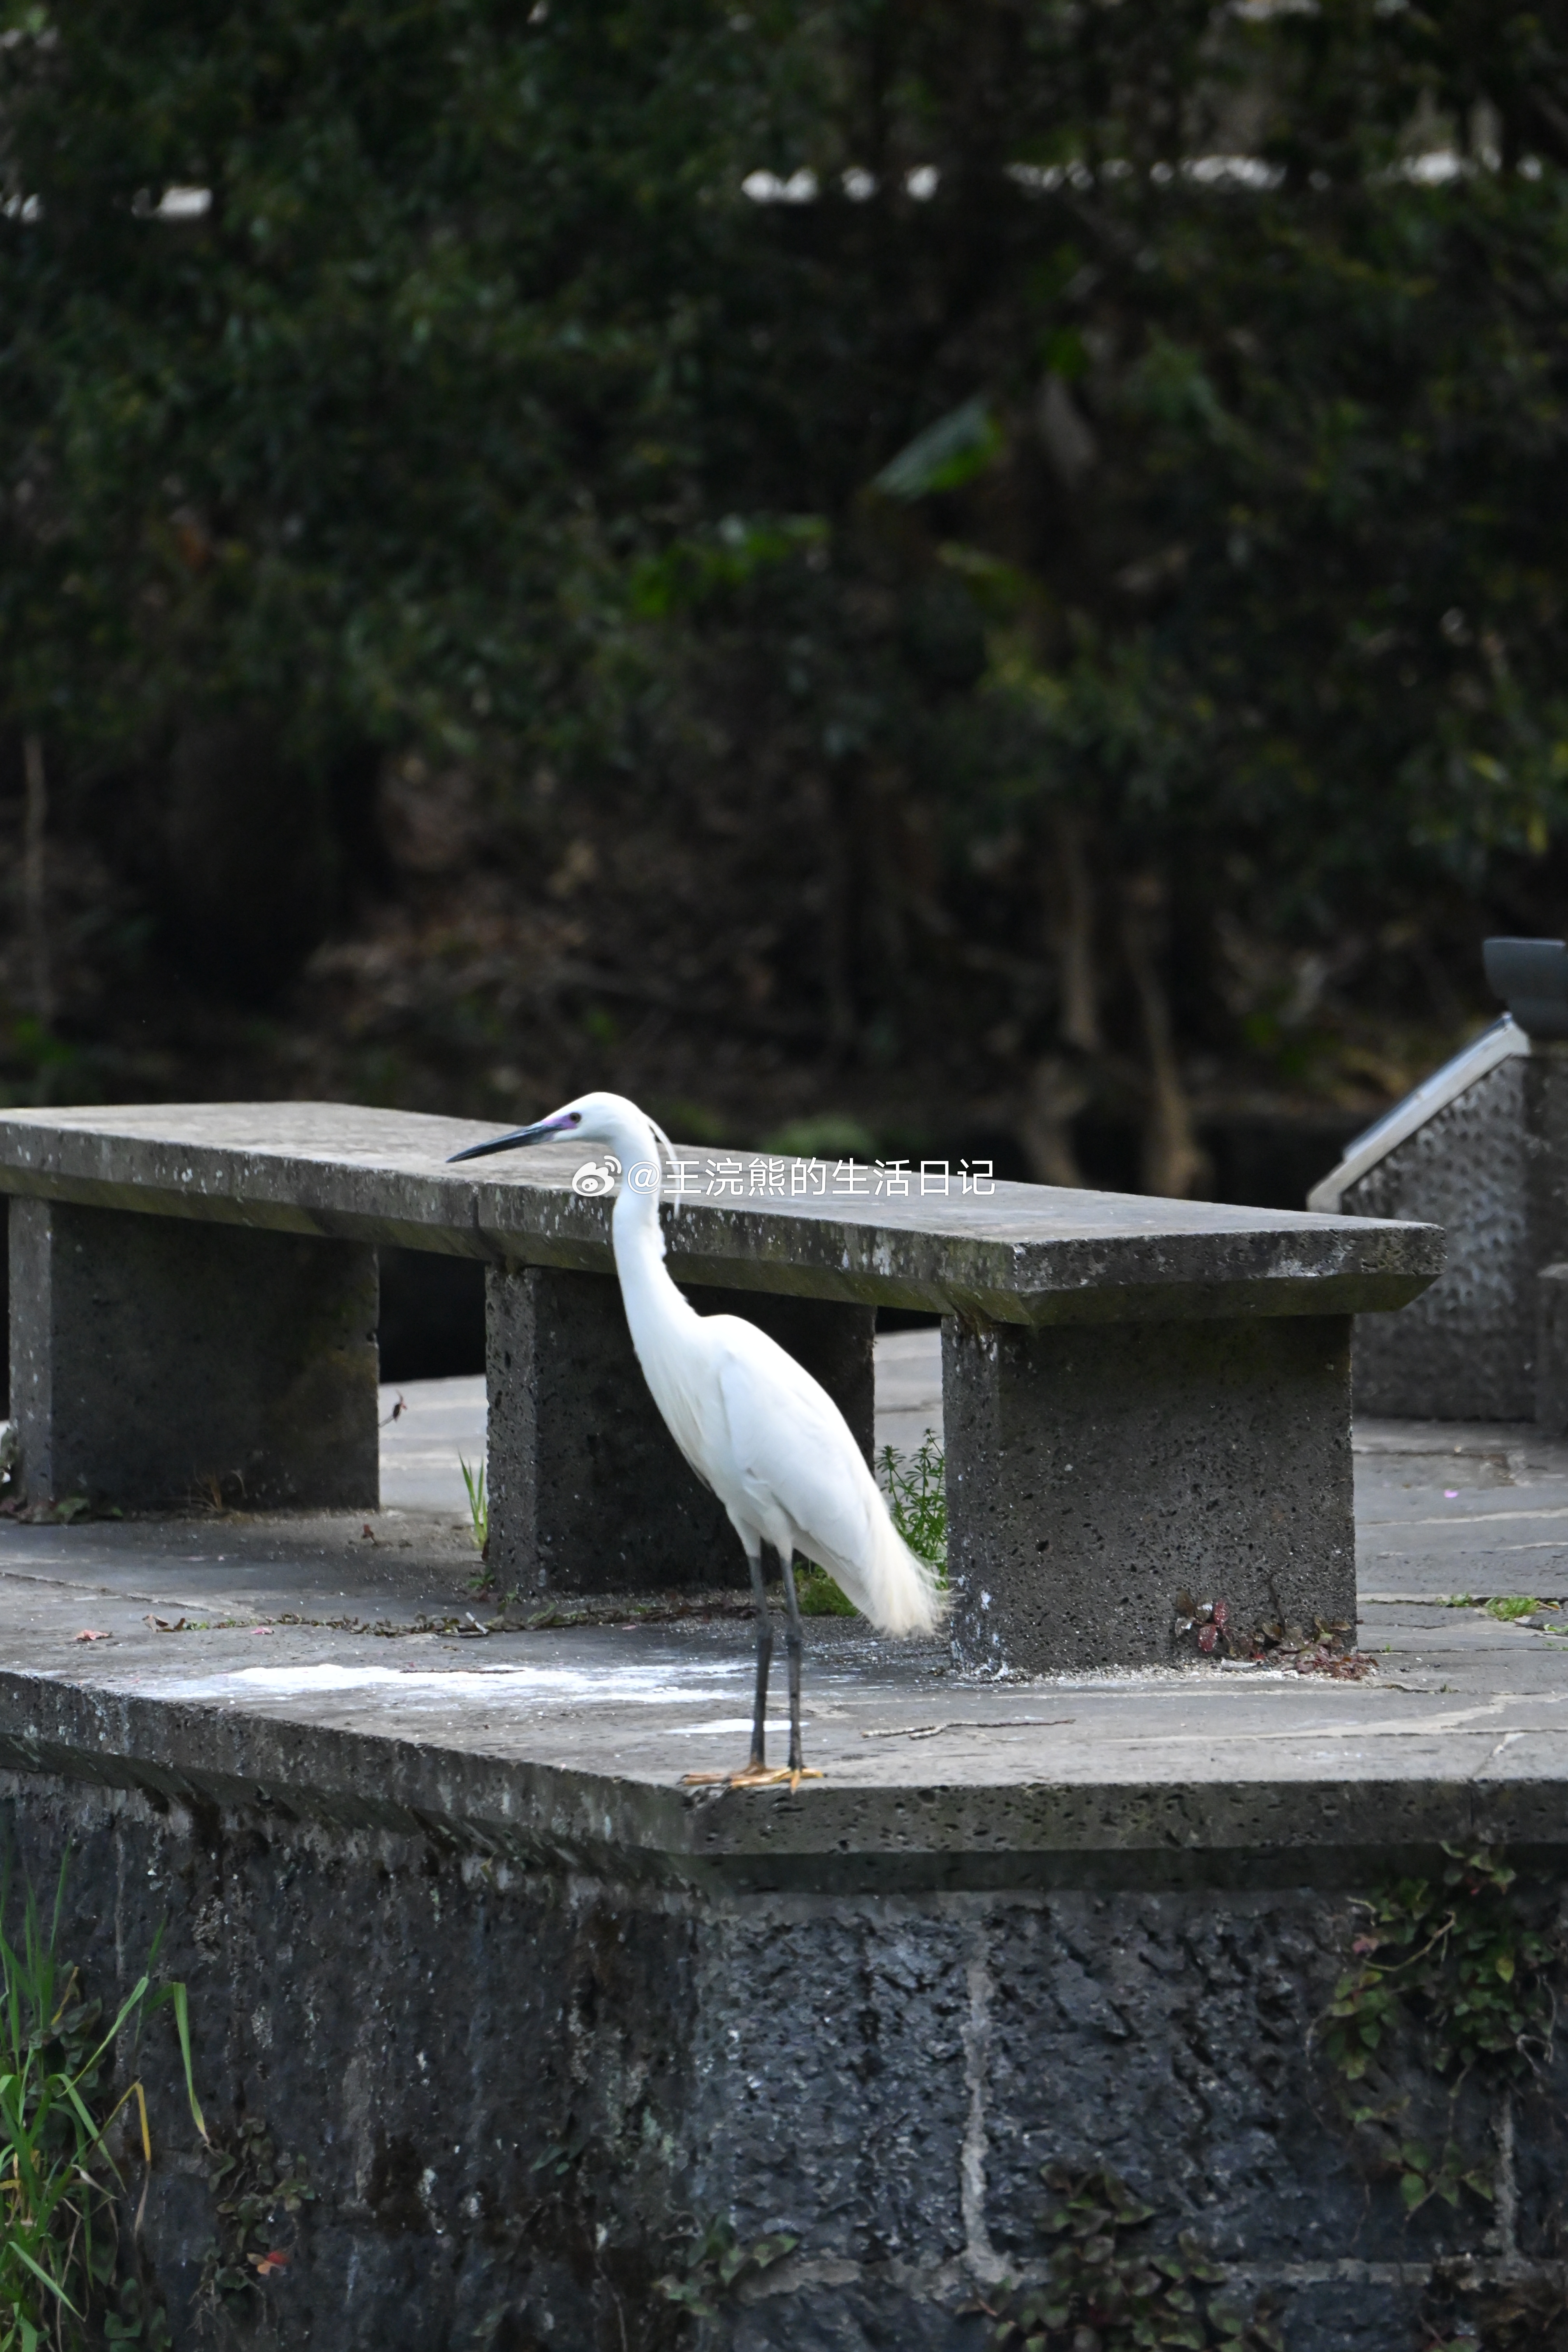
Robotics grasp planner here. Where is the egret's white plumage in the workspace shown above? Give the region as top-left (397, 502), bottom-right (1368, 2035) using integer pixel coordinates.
top-left (449, 1089), bottom-right (945, 1778)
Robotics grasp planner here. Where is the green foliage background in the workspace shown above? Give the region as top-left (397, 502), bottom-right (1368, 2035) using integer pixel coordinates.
top-left (4, 0), bottom-right (1568, 1174)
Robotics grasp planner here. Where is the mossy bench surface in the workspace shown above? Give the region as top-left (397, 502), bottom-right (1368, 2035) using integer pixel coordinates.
top-left (0, 1099), bottom-right (1440, 1322)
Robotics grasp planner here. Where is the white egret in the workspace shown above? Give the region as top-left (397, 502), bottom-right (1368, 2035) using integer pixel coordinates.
top-left (449, 1091), bottom-right (945, 1785)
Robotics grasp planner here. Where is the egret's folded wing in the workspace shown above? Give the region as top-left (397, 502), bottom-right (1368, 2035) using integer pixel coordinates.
top-left (710, 1322), bottom-right (879, 1562)
top-left (707, 1316), bottom-right (944, 1635)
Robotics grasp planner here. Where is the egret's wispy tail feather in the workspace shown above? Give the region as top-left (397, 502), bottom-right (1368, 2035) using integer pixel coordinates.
top-left (810, 1489), bottom-right (949, 1636)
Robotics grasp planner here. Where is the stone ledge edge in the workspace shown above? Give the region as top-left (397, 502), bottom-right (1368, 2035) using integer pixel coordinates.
top-left (2, 1670), bottom-right (1567, 1894)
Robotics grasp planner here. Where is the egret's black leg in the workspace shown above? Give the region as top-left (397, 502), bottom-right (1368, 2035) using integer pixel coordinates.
top-left (780, 1546), bottom-right (807, 1774)
top-left (677, 1539), bottom-right (818, 1792)
top-left (746, 1545), bottom-right (772, 1773)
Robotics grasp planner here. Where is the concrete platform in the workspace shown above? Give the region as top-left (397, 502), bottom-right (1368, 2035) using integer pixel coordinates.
top-left (4, 1383), bottom-right (1568, 2348)
top-left (8, 1412), bottom-right (1568, 1842)
top-left (1, 1102), bottom-right (1442, 1667)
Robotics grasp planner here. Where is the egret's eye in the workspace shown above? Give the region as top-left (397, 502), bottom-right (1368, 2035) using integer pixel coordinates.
top-left (568, 1112), bottom-right (582, 1125)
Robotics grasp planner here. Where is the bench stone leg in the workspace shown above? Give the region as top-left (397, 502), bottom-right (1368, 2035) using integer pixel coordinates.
top-left (944, 1312), bottom-right (1354, 1673)
top-left (9, 1199), bottom-right (378, 1512)
top-left (486, 1267), bottom-right (875, 1597)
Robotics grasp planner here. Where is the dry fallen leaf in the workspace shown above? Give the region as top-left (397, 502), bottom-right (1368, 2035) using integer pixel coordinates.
top-left (74, 1629), bottom-right (111, 1643)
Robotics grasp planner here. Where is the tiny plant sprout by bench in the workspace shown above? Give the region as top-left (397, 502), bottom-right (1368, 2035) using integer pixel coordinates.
top-left (0, 1104), bottom-right (1441, 1673)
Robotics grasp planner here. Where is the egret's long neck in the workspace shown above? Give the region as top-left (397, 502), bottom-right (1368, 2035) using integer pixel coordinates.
top-left (605, 1117), bottom-right (698, 1364)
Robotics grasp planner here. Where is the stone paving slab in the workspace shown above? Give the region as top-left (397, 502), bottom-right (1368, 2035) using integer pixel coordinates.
top-left (865, 1325), bottom-right (944, 1454)
top-left (378, 1372), bottom-right (486, 1514)
top-left (1356, 1415), bottom-right (1568, 1601)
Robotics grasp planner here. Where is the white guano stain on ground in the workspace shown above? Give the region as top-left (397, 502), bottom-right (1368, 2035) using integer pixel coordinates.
top-left (161, 1659), bottom-right (747, 1705)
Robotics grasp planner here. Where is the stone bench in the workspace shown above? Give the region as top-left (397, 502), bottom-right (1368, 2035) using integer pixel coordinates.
top-left (1309, 936), bottom-right (1568, 1425)
top-left (0, 1102), bottom-right (1442, 1672)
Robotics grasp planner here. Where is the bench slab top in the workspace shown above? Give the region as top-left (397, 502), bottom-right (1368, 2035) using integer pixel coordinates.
top-left (0, 1100), bottom-right (1442, 1325)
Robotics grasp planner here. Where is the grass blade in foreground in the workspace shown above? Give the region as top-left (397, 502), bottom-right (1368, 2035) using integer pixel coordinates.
top-left (0, 1852), bottom-right (203, 2352)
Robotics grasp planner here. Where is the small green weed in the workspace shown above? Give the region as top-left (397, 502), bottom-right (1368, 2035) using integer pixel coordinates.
top-left (1318, 1846), bottom-right (1557, 2216)
top-left (0, 1854), bottom-right (205, 2352)
top-left (5, 1497), bottom-right (92, 1529)
top-left (793, 1433), bottom-right (949, 1615)
top-left (196, 2115), bottom-right (314, 2324)
top-left (879, 1430), bottom-right (947, 1568)
top-left (1439, 1594), bottom-right (1564, 1623)
top-left (654, 2216), bottom-right (796, 2319)
top-left (459, 1457), bottom-right (488, 1555)
top-left (982, 2164), bottom-right (1281, 2349)
top-left (793, 1562), bottom-right (858, 1617)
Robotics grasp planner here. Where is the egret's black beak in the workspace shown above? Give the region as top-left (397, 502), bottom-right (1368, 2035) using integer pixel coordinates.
top-left (447, 1116), bottom-right (575, 1164)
